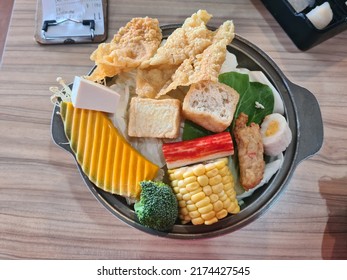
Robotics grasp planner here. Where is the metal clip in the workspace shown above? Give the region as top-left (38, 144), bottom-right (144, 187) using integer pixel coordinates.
top-left (41, 19), bottom-right (95, 41)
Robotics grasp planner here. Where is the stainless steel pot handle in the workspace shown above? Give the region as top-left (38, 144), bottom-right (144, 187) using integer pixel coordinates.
top-left (288, 81), bottom-right (324, 165)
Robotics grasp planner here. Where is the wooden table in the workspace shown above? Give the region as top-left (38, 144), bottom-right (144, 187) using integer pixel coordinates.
top-left (0, 0), bottom-right (346, 260)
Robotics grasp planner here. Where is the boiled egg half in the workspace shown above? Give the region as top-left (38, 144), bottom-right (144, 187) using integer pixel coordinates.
top-left (260, 113), bottom-right (292, 156)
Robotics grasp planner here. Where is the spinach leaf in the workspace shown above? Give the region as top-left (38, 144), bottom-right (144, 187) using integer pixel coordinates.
top-left (219, 72), bottom-right (274, 126)
top-left (219, 71), bottom-right (250, 97)
top-left (182, 119), bottom-right (216, 141)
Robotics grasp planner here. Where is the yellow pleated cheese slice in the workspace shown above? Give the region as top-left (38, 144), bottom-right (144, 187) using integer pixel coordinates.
top-left (60, 102), bottom-right (160, 199)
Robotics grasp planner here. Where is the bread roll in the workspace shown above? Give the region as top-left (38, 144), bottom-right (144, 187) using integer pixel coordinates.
top-left (182, 81), bottom-right (239, 132)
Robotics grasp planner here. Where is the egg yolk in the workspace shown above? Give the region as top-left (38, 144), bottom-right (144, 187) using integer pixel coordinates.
top-left (265, 120), bottom-right (279, 137)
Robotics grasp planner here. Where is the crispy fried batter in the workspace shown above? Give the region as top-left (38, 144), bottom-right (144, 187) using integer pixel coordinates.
top-left (142, 10), bottom-right (213, 68)
top-left (136, 65), bottom-right (176, 98)
top-left (156, 20), bottom-right (235, 97)
top-left (88, 17), bottom-right (162, 81)
top-left (137, 16), bottom-right (235, 99)
top-left (234, 113), bottom-right (265, 190)
top-left (136, 10), bottom-right (214, 98)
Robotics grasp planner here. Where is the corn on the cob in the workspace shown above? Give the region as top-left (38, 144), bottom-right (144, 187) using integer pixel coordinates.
top-left (168, 157), bottom-right (240, 225)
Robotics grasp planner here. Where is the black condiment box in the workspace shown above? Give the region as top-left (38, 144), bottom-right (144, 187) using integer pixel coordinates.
top-left (261, 0), bottom-right (347, 50)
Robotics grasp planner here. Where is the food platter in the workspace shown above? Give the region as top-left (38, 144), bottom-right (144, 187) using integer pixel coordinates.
top-left (51, 24), bottom-right (323, 239)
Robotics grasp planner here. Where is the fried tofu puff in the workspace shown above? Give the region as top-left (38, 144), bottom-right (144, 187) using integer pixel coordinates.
top-left (233, 113), bottom-right (265, 190)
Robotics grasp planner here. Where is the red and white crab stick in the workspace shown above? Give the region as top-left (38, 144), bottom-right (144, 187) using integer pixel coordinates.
top-left (162, 132), bottom-right (234, 169)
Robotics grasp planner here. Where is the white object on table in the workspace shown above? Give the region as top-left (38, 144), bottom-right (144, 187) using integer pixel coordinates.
top-left (306, 2), bottom-right (333, 30)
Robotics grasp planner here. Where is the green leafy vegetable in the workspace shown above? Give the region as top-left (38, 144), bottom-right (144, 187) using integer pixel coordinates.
top-left (219, 71), bottom-right (274, 126)
top-left (182, 120), bottom-right (216, 141)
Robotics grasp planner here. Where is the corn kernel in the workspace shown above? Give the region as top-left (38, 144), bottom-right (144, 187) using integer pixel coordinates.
top-left (179, 187), bottom-right (188, 195)
top-left (195, 196), bottom-right (210, 208)
top-left (171, 179), bottom-right (178, 187)
top-left (174, 168), bottom-right (186, 180)
top-left (219, 166), bottom-right (229, 176)
top-left (167, 169), bottom-right (174, 174)
top-left (173, 186), bottom-right (180, 194)
top-left (198, 204), bottom-right (213, 214)
top-left (197, 175), bottom-right (209, 186)
top-left (219, 157), bottom-right (228, 165)
top-left (209, 175), bottom-right (222, 186)
top-left (182, 192), bottom-right (191, 201)
top-left (189, 188), bottom-right (202, 196)
top-left (227, 188), bottom-right (236, 196)
top-left (211, 182), bottom-right (223, 193)
top-left (222, 176), bottom-right (232, 184)
top-left (178, 200), bottom-right (186, 208)
top-left (169, 173), bottom-right (176, 181)
top-left (183, 170), bottom-right (195, 178)
top-left (219, 192), bottom-right (228, 201)
top-left (206, 168), bottom-right (219, 178)
top-left (180, 207), bottom-right (189, 216)
top-left (192, 164), bottom-right (205, 176)
top-left (226, 190), bottom-right (236, 200)
top-left (177, 180), bottom-right (185, 189)
top-left (186, 204), bottom-right (197, 211)
top-left (204, 217), bottom-right (218, 225)
top-left (181, 215), bottom-right (191, 223)
top-left (186, 200), bottom-right (194, 205)
top-left (192, 217), bottom-right (204, 225)
top-left (223, 182), bottom-right (233, 191)
top-left (215, 159), bottom-right (227, 169)
top-left (186, 181), bottom-right (200, 192)
top-left (191, 192), bottom-right (205, 203)
top-left (204, 162), bottom-right (216, 171)
top-left (210, 193), bottom-right (219, 203)
top-left (226, 185), bottom-right (235, 193)
top-left (202, 185), bottom-right (212, 196)
top-left (176, 193), bottom-right (183, 201)
top-left (216, 209), bottom-right (228, 219)
top-left (233, 204), bottom-right (241, 213)
top-left (223, 198), bottom-right (231, 209)
top-left (184, 176), bottom-right (196, 185)
top-left (227, 202), bottom-right (239, 213)
top-left (189, 210), bottom-right (201, 219)
top-left (213, 200), bottom-right (223, 212)
top-left (201, 211), bottom-right (216, 221)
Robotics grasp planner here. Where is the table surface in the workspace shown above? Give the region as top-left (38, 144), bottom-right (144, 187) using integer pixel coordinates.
top-left (0, 0), bottom-right (346, 260)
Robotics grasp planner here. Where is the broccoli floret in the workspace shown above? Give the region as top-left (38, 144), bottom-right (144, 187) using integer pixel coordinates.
top-left (134, 180), bottom-right (178, 231)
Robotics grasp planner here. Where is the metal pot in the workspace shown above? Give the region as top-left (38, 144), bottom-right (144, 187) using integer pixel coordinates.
top-left (51, 25), bottom-right (323, 239)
